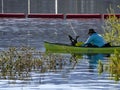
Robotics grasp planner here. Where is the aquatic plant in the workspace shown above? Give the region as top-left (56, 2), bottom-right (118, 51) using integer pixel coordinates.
top-left (98, 50), bottom-right (120, 81)
top-left (102, 6), bottom-right (120, 46)
top-left (98, 6), bottom-right (120, 81)
top-left (0, 47), bottom-right (75, 80)
top-left (0, 47), bottom-right (42, 79)
top-left (108, 50), bottom-right (120, 81)
top-left (97, 60), bottom-right (103, 74)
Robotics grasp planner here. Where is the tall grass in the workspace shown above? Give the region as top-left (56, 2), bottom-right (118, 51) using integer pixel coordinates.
top-left (98, 50), bottom-right (120, 81)
top-left (102, 6), bottom-right (120, 46)
top-left (108, 50), bottom-right (120, 81)
top-left (0, 47), bottom-right (75, 80)
top-left (98, 6), bottom-right (120, 81)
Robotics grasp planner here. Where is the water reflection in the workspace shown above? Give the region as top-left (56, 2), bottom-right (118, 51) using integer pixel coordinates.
top-left (87, 54), bottom-right (104, 72)
top-left (0, 51), bottom-right (120, 89)
top-left (0, 47), bottom-right (110, 79)
top-left (71, 53), bottom-right (110, 72)
top-left (0, 49), bottom-right (105, 81)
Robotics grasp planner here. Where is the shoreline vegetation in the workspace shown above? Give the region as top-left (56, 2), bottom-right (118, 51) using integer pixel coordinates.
top-left (0, 47), bottom-right (76, 80)
top-left (98, 6), bottom-right (120, 81)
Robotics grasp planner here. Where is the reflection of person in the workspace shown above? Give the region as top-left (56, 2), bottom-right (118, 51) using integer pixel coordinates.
top-left (83, 29), bottom-right (106, 47)
top-left (87, 54), bottom-right (104, 72)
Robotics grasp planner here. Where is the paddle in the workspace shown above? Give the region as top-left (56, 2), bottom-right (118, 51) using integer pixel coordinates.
top-left (67, 20), bottom-right (80, 46)
top-left (69, 21), bottom-right (77, 36)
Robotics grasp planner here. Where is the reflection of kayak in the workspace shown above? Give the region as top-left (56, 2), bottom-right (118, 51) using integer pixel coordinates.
top-left (44, 41), bottom-right (120, 54)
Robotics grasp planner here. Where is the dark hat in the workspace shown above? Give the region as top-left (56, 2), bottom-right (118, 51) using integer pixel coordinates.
top-left (88, 29), bottom-right (96, 34)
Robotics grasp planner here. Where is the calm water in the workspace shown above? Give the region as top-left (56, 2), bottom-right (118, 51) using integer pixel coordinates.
top-left (0, 18), bottom-right (120, 90)
top-left (0, 18), bottom-right (103, 50)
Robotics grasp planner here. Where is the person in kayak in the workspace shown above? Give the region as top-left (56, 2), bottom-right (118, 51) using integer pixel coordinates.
top-left (83, 29), bottom-right (106, 47)
top-left (68, 29), bottom-right (111, 47)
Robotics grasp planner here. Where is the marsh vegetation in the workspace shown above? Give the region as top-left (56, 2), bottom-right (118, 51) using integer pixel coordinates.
top-left (0, 47), bottom-right (77, 80)
top-left (98, 6), bottom-right (120, 81)
top-left (103, 7), bottom-right (120, 46)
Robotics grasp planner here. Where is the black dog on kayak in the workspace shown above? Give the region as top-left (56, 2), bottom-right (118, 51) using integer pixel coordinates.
top-left (68, 35), bottom-right (79, 46)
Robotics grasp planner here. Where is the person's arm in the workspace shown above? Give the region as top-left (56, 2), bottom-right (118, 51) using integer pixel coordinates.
top-left (82, 35), bottom-right (94, 47)
top-left (85, 35), bottom-right (94, 44)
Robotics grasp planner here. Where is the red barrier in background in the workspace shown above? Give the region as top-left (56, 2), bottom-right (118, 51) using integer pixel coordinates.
top-left (28, 13), bottom-right (64, 19)
top-left (0, 13), bottom-right (26, 18)
top-left (66, 14), bottom-right (102, 19)
top-left (0, 13), bottom-right (120, 19)
top-left (66, 14), bottom-right (120, 19)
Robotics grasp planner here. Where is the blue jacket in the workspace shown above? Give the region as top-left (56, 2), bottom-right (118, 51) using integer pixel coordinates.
top-left (84, 33), bottom-right (106, 47)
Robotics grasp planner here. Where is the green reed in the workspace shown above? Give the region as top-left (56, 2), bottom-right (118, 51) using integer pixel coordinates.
top-left (102, 6), bottom-right (120, 46)
top-left (108, 50), bottom-right (120, 81)
top-left (98, 50), bottom-right (120, 81)
top-left (0, 47), bottom-right (74, 80)
top-left (0, 47), bottom-right (40, 79)
top-left (98, 6), bottom-right (120, 81)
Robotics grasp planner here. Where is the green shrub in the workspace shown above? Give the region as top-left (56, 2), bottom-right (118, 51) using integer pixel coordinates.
top-left (102, 7), bottom-right (120, 46)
